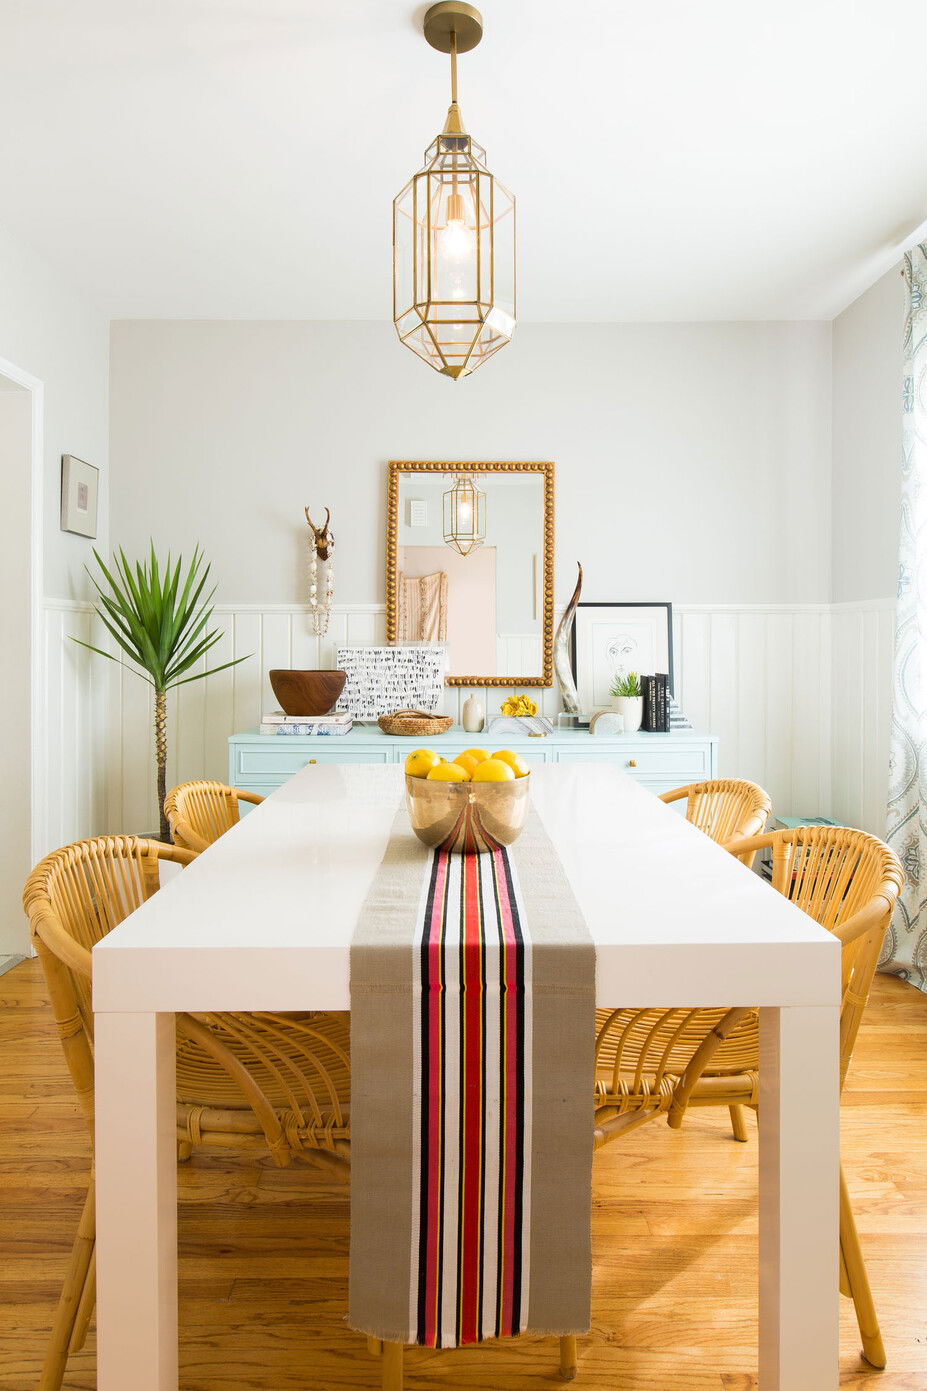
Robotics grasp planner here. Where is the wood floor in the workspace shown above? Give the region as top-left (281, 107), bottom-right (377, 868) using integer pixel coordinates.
top-left (2, 960), bottom-right (925, 1390)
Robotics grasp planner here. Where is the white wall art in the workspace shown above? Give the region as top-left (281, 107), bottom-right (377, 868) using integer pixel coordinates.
top-left (335, 644), bottom-right (447, 721)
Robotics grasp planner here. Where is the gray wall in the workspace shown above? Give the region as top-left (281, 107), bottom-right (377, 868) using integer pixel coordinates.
top-left (109, 319), bottom-right (832, 607)
top-left (831, 266), bottom-right (904, 602)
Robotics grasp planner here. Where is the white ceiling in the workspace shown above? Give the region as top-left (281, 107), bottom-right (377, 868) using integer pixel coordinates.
top-left (1, 0), bottom-right (925, 321)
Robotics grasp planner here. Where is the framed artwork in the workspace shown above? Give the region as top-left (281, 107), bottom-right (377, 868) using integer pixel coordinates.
top-left (60, 455), bottom-right (99, 538)
top-left (571, 602), bottom-right (674, 715)
top-left (335, 644), bottom-right (448, 721)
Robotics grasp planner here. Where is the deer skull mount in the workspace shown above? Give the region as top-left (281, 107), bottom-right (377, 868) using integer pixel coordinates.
top-left (304, 506), bottom-right (335, 636)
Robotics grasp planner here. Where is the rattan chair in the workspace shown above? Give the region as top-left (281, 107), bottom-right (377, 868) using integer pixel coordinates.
top-left (588, 825), bottom-right (903, 1372)
top-left (23, 834), bottom-right (351, 1391)
top-left (660, 777), bottom-right (772, 865)
top-left (164, 778), bottom-right (264, 853)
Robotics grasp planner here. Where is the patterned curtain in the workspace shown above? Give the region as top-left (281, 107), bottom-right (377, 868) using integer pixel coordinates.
top-left (885, 245), bottom-right (927, 992)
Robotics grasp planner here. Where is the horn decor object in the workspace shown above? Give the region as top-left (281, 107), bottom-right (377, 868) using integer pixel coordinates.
top-left (554, 561), bottom-right (583, 716)
top-left (305, 506), bottom-right (335, 635)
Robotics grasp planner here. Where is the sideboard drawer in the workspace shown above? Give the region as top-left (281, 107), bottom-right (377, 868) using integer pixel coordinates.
top-left (555, 747), bottom-right (708, 780)
top-left (234, 745), bottom-right (391, 779)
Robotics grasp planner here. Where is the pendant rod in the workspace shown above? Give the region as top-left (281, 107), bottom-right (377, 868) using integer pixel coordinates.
top-left (450, 29), bottom-right (458, 105)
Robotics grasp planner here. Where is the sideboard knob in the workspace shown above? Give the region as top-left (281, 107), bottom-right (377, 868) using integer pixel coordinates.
top-left (627, 759), bottom-right (637, 768)
top-left (308, 759), bottom-right (317, 765)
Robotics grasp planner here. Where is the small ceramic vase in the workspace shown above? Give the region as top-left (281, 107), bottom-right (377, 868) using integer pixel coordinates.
top-left (462, 695), bottom-right (485, 733)
top-left (613, 695), bottom-right (643, 733)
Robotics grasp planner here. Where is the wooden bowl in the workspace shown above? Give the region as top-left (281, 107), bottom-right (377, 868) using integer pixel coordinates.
top-left (269, 669), bottom-right (347, 717)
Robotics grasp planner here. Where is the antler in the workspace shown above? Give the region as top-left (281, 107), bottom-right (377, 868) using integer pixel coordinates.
top-left (304, 506), bottom-right (334, 560)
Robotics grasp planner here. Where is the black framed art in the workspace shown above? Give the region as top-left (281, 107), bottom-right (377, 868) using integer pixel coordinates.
top-left (570, 602), bottom-right (673, 715)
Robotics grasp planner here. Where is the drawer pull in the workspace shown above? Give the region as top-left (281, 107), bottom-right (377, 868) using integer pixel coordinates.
top-left (627, 759), bottom-right (637, 768)
top-left (308, 759), bottom-right (317, 765)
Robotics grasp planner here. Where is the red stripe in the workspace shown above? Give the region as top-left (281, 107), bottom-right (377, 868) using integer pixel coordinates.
top-left (423, 850), bottom-right (449, 1347)
top-left (496, 848), bottom-right (521, 1335)
top-left (459, 852), bottom-right (484, 1343)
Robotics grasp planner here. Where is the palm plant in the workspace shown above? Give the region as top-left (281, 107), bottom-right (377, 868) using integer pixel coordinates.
top-left (76, 544), bottom-right (249, 841)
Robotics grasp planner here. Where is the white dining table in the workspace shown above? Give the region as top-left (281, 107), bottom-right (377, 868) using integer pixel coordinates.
top-left (92, 761), bottom-right (841, 1391)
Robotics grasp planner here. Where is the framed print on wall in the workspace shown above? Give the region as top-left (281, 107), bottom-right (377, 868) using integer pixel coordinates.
top-left (571, 602), bottom-right (673, 714)
top-left (60, 455), bottom-right (99, 538)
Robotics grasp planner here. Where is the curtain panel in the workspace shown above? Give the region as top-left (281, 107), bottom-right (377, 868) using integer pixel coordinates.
top-left (885, 244), bottom-right (927, 992)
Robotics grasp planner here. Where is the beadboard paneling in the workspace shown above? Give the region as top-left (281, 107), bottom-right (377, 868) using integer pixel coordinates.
top-left (43, 598), bottom-right (893, 843)
top-left (100, 603), bottom-right (834, 834)
top-left (39, 601), bottom-right (109, 856)
top-left (830, 599), bottom-right (895, 835)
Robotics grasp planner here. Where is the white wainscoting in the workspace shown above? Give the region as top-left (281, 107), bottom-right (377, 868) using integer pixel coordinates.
top-left (830, 599), bottom-right (895, 835)
top-left (41, 598), bottom-right (894, 843)
top-left (39, 600), bottom-right (111, 856)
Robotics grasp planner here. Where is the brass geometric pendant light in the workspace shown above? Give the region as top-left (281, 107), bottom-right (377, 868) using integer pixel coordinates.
top-left (393, 3), bottom-right (516, 380)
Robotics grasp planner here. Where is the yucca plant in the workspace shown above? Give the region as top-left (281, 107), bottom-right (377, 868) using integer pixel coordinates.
top-left (610, 671), bottom-right (642, 698)
top-left (76, 544), bottom-right (249, 841)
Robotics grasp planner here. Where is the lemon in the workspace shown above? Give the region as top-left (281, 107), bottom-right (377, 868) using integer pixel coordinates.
top-left (427, 761), bottom-right (469, 782)
top-left (453, 752), bottom-right (480, 777)
top-left (460, 747), bottom-right (490, 765)
top-left (405, 748), bottom-right (441, 779)
top-left (471, 758), bottom-right (516, 783)
top-left (493, 749), bottom-right (530, 778)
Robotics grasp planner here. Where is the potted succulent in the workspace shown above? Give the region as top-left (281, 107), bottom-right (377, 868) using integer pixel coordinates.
top-left (76, 544), bottom-right (250, 841)
top-left (610, 671), bottom-right (644, 733)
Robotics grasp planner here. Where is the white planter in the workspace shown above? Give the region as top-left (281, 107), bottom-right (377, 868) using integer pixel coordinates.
top-left (613, 695), bottom-right (643, 732)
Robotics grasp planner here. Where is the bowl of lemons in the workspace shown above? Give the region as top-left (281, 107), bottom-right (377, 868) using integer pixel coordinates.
top-left (404, 747), bottom-right (531, 853)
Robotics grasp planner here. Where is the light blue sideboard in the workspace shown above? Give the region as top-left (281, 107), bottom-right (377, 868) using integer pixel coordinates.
top-left (229, 726), bottom-right (718, 799)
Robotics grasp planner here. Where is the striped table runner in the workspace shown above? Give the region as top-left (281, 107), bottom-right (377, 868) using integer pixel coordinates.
top-left (349, 808), bottom-right (595, 1348)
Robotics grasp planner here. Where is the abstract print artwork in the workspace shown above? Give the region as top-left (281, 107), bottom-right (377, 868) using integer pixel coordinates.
top-left (336, 645), bottom-right (447, 721)
top-left (886, 244), bottom-right (927, 992)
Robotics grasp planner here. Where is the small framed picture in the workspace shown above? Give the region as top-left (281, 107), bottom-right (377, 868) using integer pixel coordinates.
top-left (571, 602), bottom-right (673, 714)
top-left (60, 455), bottom-right (99, 538)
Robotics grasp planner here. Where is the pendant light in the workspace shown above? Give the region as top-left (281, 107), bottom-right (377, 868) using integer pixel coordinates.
top-left (393, 2), bottom-right (516, 380)
top-left (443, 473), bottom-right (487, 554)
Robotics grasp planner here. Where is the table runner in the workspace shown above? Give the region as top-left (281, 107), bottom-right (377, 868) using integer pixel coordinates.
top-left (349, 807), bottom-right (595, 1348)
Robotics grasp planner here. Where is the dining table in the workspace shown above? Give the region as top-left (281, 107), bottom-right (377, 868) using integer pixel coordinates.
top-left (92, 760), bottom-right (841, 1391)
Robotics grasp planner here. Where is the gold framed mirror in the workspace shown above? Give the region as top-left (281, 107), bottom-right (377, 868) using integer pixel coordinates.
top-left (386, 461), bottom-right (555, 687)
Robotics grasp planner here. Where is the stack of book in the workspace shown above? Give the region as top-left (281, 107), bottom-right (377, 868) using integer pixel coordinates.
top-left (642, 674), bottom-right (670, 732)
top-left (260, 712), bottom-right (353, 736)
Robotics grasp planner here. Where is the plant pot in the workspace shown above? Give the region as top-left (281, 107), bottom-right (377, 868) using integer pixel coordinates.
top-left (613, 695), bottom-right (643, 733)
top-left (269, 669), bottom-right (347, 717)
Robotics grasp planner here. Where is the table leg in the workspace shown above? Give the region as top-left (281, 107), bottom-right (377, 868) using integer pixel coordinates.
top-left (95, 1011), bottom-right (178, 1391)
top-left (758, 1006), bottom-right (839, 1390)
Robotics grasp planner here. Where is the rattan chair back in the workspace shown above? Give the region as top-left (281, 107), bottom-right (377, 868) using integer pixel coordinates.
top-left (661, 778), bottom-right (772, 865)
top-left (164, 779), bottom-right (264, 853)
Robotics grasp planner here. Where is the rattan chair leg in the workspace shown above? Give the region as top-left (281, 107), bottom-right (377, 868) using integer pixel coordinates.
top-left (840, 1164), bottom-right (886, 1368)
top-left (559, 1335), bottom-right (578, 1380)
top-left (367, 1336), bottom-right (383, 1356)
top-left (729, 1104), bottom-right (749, 1142)
top-left (68, 1249), bottom-right (95, 1353)
top-left (177, 1140), bottom-right (193, 1162)
top-left (382, 1340), bottom-right (403, 1391)
top-left (38, 1184), bottom-right (95, 1391)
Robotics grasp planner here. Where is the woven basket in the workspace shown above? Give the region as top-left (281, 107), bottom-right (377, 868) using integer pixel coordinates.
top-left (377, 708), bottom-right (453, 737)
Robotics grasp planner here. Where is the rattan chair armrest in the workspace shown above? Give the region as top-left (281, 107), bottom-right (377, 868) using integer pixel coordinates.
top-left (667, 1007), bottom-right (755, 1129)
top-left (30, 910), bottom-right (94, 980)
top-left (237, 791), bottom-right (265, 807)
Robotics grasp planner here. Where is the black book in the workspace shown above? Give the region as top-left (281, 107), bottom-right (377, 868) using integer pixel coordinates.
top-left (642, 674), bottom-right (658, 731)
top-left (656, 673), bottom-right (669, 732)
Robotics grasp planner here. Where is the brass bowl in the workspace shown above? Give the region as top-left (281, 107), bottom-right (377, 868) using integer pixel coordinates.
top-left (405, 772), bottom-right (530, 854)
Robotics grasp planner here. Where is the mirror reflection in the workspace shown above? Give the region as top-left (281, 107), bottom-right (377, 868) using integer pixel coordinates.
top-left (387, 464), bottom-right (553, 685)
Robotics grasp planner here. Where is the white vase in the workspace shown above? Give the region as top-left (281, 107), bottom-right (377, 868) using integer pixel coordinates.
top-left (462, 695), bottom-right (484, 733)
top-left (613, 695), bottom-right (643, 733)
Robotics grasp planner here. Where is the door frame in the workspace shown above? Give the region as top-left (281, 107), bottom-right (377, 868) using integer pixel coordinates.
top-left (0, 354), bottom-right (45, 875)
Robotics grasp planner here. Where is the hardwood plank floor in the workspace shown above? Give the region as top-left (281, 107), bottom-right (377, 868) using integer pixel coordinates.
top-left (1, 959), bottom-right (924, 1389)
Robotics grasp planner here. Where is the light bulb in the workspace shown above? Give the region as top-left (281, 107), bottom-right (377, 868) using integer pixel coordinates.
top-left (440, 218), bottom-right (474, 262)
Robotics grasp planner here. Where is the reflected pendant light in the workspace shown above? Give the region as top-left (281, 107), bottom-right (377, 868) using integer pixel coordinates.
top-left (393, 2), bottom-right (516, 380)
top-left (443, 474), bottom-right (486, 554)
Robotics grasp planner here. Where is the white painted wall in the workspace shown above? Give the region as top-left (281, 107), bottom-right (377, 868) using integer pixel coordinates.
top-left (0, 220), bottom-right (111, 867)
top-left (109, 320), bottom-right (833, 607)
top-left (830, 266), bottom-right (904, 832)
